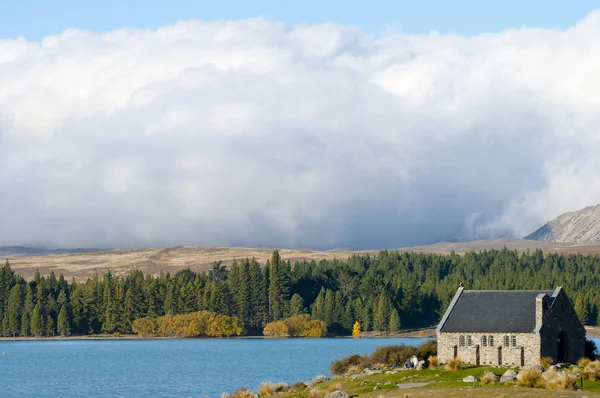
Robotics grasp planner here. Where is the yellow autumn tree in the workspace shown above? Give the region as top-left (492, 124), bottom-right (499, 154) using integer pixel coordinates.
top-left (131, 311), bottom-right (245, 337)
top-left (263, 315), bottom-right (327, 337)
top-left (352, 321), bottom-right (361, 338)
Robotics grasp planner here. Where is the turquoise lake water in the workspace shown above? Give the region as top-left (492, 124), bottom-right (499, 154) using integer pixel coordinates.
top-left (0, 337), bottom-right (431, 397)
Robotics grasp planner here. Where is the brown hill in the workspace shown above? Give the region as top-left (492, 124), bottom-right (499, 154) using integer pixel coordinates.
top-left (8, 238), bottom-right (600, 280)
top-left (5, 246), bottom-right (374, 281)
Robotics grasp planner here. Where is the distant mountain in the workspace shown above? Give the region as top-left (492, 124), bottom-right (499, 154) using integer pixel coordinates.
top-left (0, 246), bottom-right (104, 258)
top-left (525, 204), bottom-right (600, 243)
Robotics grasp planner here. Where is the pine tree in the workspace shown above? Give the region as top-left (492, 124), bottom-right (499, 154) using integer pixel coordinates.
top-left (45, 314), bottom-right (55, 336)
top-left (20, 285), bottom-right (34, 336)
top-left (57, 305), bottom-right (71, 336)
top-left (268, 251), bottom-right (290, 321)
top-left (575, 295), bottom-right (589, 325)
top-left (6, 283), bottom-right (22, 337)
top-left (289, 294), bottom-right (305, 316)
top-left (354, 297), bottom-right (371, 331)
top-left (0, 259), bottom-right (16, 314)
top-left (352, 321), bottom-right (361, 338)
top-left (311, 288), bottom-right (326, 321)
top-left (164, 283), bottom-right (176, 315)
top-left (21, 312), bottom-right (30, 337)
top-left (102, 276), bottom-right (116, 334)
top-left (341, 300), bottom-right (354, 331)
top-left (324, 289), bottom-right (335, 326)
top-left (389, 308), bottom-right (401, 332)
top-left (374, 292), bottom-right (391, 331)
top-left (31, 303), bottom-right (43, 336)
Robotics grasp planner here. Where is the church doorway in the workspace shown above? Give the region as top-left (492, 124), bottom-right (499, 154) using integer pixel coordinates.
top-left (557, 331), bottom-right (568, 362)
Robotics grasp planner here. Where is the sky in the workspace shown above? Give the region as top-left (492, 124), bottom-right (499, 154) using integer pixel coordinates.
top-left (2, 0), bottom-right (599, 38)
top-left (1, 3), bottom-right (600, 249)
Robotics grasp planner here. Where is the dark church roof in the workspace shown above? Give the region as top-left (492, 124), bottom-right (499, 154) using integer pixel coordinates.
top-left (436, 288), bottom-right (559, 333)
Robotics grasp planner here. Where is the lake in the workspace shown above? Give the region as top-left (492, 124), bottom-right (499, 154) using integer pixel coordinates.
top-left (0, 337), bottom-right (430, 397)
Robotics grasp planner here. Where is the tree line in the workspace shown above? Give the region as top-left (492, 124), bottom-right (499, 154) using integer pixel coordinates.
top-left (0, 248), bottom-right (599, 337)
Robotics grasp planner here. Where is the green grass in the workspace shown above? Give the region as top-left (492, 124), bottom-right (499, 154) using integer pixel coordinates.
top-left (277, 365), bottom-right (600, 397)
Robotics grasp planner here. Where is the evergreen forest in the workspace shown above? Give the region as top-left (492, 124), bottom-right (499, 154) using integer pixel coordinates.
top-left (0, 248), bottom-right (598, 337)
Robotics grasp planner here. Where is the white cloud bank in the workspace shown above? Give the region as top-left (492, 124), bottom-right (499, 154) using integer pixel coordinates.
top-left (2, 14), bottom-right (600, 249)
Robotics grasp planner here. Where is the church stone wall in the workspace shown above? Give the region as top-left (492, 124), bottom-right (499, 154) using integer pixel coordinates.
top-left (437, 332), bottom-right (541, 367)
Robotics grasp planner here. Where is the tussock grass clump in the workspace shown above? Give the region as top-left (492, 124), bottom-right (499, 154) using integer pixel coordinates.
top-left (583, 360), bottom-right (600, 381)
top-left (578, 357), bottom-right (591, 368)
top-left (481, 372), bottom-right (498, 385)
top-left (258, 382), bottom-right (276, 396)
top-left (542, 368), bottom-right (577, 390)
top-left (308, 388), bottom-right (320, 398)
top-left (428, 355), bottom-right (438, 367)
top-left (518, 368), bottom-right (543, 388)
top-left (540, 357), bottom-right (553, 368)
top-left (347, 365), bottom-right (361, 374)
top-left (446, 357), bottom-right (462, 371)
top-left (230, 389), bottom-right (254, 398)
top-left (326, 384), bottom-right (342, 394)
top-left (258, 382), bottom-right (287, 396)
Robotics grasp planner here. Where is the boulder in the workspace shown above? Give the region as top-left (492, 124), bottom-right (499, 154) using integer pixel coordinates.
top-left (416, 360), bottom-right (426, 370)
top-left (324, 391), bottom-right (348, 398)
top-left (306, 375), bottom-right (328, 388)
top-left (373, 386), bottom-right (380, 391)
top-left (463, 375), bottom-right (477, 383)
top-left (500, 369), bottom-right (517, 383)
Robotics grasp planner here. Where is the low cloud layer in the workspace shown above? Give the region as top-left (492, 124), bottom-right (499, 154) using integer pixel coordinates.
top-left (2, 14), bottom-right (600, 249)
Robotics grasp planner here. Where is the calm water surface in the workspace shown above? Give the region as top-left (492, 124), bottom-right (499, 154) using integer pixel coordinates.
top-left (0, 337), bottom-right (430, 397)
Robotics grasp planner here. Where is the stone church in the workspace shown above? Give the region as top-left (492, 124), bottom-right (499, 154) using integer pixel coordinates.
top-left (436, 286), bottom-right (585, 367)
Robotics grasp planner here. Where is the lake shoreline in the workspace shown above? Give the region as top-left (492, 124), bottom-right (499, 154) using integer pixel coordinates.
top-left (2, 326), bottom-right (598, 341)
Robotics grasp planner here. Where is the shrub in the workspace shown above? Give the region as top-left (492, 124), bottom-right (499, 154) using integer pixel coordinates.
top-left (370, 345), bottom-right (416, 366)
top-left (330, 354), bottom-right (363, 375)
top-left (328, 340), bottom-right (436, 375)
top-left (428, 355), bottom-right (439, 367)
top-left (415, 340), bottom-right (437, 360)
top-left (518, 368), bottom-right (543, 388)
top-left (540, 357), bottom-right (553, 368)
top-left (446, 357), bottom-right (462, 371)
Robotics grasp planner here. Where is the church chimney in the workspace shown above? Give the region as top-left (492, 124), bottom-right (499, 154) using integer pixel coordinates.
top-left (536, 294), bottom-right (547, 327)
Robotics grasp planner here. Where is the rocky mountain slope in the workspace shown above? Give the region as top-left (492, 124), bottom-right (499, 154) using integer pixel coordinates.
top-left (525, 204), bottom-right (600, 243)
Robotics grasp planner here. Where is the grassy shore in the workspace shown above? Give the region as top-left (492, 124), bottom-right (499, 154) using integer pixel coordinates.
top-left (270, 365), bottom-right (600, 397)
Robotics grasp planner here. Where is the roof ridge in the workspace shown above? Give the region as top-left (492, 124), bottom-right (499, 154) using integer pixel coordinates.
top-left (463, 289), bottom-right (553, 292)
